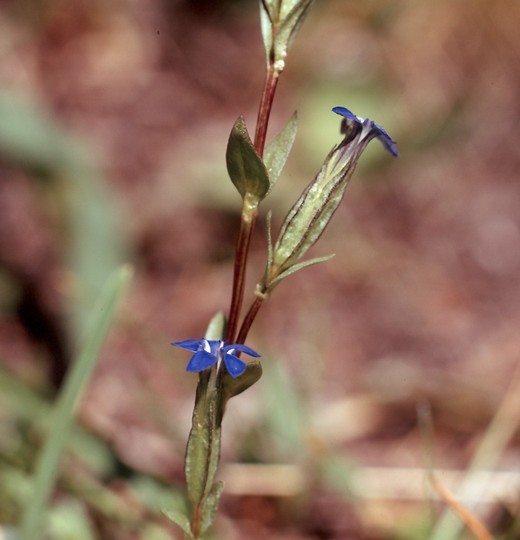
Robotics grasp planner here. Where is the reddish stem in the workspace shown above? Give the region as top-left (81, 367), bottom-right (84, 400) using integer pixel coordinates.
top-left (225, 205), bottom-right (256, 343)
top-left (191, 505), bottom-right (202, 539)
top-left (254, 63), bottom-right (280, 156)
top-left (236, 294), bottom-right (265, 345)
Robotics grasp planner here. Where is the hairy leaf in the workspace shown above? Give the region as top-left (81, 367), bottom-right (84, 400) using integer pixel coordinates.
top-left (268, 254), bottom-right (335, 291)
top-left (184, 314), bottom-right (225, 507)
top-left (163, 510), bottom-right (193, 539)
top-left (260, 0), bottom-right (315, 66)
top-left (264, 112), bottom-right (298, 193)
top-left (200, 481), bottom-right (225, 536)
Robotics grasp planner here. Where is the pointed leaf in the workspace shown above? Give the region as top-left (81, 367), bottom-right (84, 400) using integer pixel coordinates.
top-left (185, 373), bottom-right (213, 506)
top-left (279, 0), bottom-right (308, 19)
top-left (259, 0), bottom-right (275, 63)
top-left (222, 359), bottom-right (263, 401)
top-left (276, 0), bottom-right (314, 57)
top-left (260, 0), bottom-right (315, 65)
top-left (200, 481), bottom-right (225, 536)
top-left (265, 210), bottom-right (274, 280)
top-left (269, 254), bottom-right (335, 291)
top-left (163, 510), bottom-right (193, 539)
top-left (226, 116), bottom-right (270, 203)
top-left (264, 112), bottom-right (298, 192)
top-left (184, 314), bottom-right (225, 507)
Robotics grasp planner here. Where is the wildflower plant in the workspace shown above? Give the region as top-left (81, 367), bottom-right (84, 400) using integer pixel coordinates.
top-left (166, 1), bottom-right (398, 538)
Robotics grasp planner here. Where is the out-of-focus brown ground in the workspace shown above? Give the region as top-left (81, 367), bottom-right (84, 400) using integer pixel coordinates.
top-left (1, 0), bottom-right (520, 538)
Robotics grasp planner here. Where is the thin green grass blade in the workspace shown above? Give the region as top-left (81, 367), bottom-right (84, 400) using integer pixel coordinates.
top-left (0, 368), bottom-right (114, 475)
top-left (20, 265), bottom-right (132, 540)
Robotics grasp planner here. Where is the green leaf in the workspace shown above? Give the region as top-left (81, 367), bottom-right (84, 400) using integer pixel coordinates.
top-left (276, 0), bottom-right (314, 57)
top-left (226, 116), bottom-right (270, 203)
top-left (259, 0), bottom-right (275, 63)
top-left (222, 359), bottom-right (263, 401)
top-left (185, 373), bottom-right (222, 509)
top-left (260, 0), bottom-right (315, 66)
top-left (131, 476), bottom-right (186, 514)
top-left (184, 314), bottom-right (225, 508)
top-left (200, 481), bottom-right (224, 536)
top-left (268, 254), bottom-right (335, 291)
top-left (264, 210), bottom-right (274, 282)
top-left (278, 0), bottom-right (310, 20)
top-left (20, 265), bottom-right (132, 540)
top-left (264, 112), bottom-right (298, 193)
top-left (163, 510), bottom-right (193, 538)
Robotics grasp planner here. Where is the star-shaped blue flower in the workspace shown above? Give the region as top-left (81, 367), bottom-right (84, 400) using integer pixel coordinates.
top-left (332, 106), bottom-right (399, 157)
top-left (172, 338), bottom-right (261, 378)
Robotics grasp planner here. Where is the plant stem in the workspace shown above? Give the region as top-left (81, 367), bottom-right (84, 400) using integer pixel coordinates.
top-left (236, 294), bottom-right (265, 345)
top-left (226, 62), bottom-right (280, 343)
top-left (254, 63), bottom-right (280, 156)
top-left (191, 505), bottom-right (202, 539)
top-left (225, 201), bottom-right (257, 343)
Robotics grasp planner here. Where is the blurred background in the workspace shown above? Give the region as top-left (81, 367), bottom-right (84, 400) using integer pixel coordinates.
top-left (1, 0), bottom-right (520, 538)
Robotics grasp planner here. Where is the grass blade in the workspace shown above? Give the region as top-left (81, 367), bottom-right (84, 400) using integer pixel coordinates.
top-left (20, 265), bottom-right (132, 540)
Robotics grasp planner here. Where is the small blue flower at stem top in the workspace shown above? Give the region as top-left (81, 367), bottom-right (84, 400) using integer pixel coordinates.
top-left (172, 338), bottom-right (261, 378)
top-left (332, 106), bottom-right (399, 157)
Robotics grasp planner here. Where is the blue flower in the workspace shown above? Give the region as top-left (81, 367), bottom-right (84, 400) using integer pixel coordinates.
top-left (172, 338), bottom-right (261, 378)
top-left (332, 106), bottom-right (399, 157)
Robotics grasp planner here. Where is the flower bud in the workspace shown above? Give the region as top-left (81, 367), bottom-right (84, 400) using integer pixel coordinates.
top-left (269, 106), bottom-right (398, 280)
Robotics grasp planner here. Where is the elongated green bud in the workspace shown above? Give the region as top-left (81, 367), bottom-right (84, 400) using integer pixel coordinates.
top-left (264, 107), bottom-right (398, 289)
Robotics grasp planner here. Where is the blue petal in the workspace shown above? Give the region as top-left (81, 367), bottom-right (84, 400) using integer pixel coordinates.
top-left (223, 353), bottom-right (248, 378)
top-left (223, 343), bottom-right (261, 358)
top-left (186, 350), bottom-right (217, 372)
top-left (332, 107), bottom-right (399, 157)
top-left (373, 123), bottom-right (399, 157)
top-left (171, 339), bottom-right (204, 352)
top-left (332, 106), bottom-right (361, 123)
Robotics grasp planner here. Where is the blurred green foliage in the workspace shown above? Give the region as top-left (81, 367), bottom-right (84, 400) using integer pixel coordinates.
top-left (0, 91), bottom-right (126, 339)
